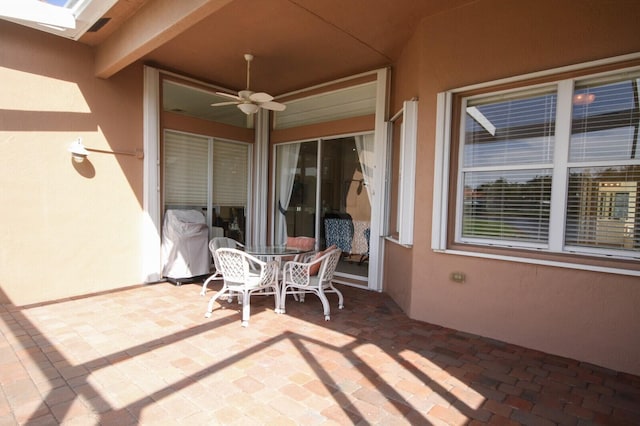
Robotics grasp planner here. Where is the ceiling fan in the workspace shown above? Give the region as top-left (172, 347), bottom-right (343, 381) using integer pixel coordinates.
top-left (211, 54), bottom-right (286, 115)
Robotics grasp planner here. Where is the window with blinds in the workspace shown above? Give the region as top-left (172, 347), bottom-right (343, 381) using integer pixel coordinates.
top-left (456, 69), bottom-right (640, 257)
top-left (460, 88), bottom-right (556, 245)
top-left (163, 129), bottom-right (249, 211)
top-left (212, 141), bottom-right (248, 206)
top-left (164, 131), bottom-right (209, 206)
top-left (565, 74), bottom-right (640, 252)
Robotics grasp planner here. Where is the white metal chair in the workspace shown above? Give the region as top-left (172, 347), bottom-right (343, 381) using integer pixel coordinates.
top-left (200, 237), bottom-right (244, 295)
top-left (204, 248), bottom-right (280, 327)
top-left (280, 247), bottom-right (344, 321)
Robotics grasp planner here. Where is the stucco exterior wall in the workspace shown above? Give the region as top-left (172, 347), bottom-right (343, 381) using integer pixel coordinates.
top-left (0, 22), bottom-right (145, 306)
top-left (391, 0), bottom-right (640, 375)
top-left (383, 29), bottom-right (422, 312)
top-left (1, 0), bottom-right (638, 378)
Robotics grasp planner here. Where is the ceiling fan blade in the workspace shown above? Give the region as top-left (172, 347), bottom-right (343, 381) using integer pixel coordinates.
top-left (250, 92), bottom-right (273, 103)
top-left (215, 91), bottom-right (241, 101)
top-left (260, 101), bottom-right (287, 112)
top-left (211, 101), bottom-right (239, 107)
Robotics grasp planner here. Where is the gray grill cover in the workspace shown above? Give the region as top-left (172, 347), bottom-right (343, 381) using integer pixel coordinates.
top-left (161, 210), bottom-right (209, 279)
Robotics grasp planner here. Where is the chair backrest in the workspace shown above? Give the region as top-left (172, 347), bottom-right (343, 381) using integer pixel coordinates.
top-left (209, 237), bottom-right (243, 271)
top-left (215, 248), bottom-right (251, 284)
top-left (317, 248), bottom-right (342, 282)
top-left (283, 247), bottom-right (341, 287)
top-left (216, 248), bottom-right (277, 287)
top-left (351, 220), bottom-right (370, 255)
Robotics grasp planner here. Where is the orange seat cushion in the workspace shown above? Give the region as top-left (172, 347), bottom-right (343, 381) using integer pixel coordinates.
top-left (309, 245), bottom-right (337, 276)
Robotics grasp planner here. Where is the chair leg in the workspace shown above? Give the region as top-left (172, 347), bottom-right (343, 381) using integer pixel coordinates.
top-left (240, 290), bottom-right (251, 327)
top-left (205, 285), bottom-right (228, 318)
top-left (279, 285), bottom-right (288, 314)
top-left (273, 284), bottom-right (282, 314)
top-left (200, 274), bottom-right (220, 296)
top-left (329, 283), bottom-right (344, 309)
top-left (316, 289), bottom-right (331, 321)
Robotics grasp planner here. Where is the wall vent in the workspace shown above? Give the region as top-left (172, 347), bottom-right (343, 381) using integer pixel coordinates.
top-left (87, 17), bottom-right (110, 32)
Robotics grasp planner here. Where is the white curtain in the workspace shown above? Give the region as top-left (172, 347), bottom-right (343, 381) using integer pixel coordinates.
top-left (275, 143), bottom-right (301, 245)
top-left (355, 134), bottom-right (375, 201)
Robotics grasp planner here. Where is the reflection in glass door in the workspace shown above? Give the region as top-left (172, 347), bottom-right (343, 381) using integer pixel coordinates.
top-left (321, 136), bottom-right (372, 282)
top-left (274, 141), bottom-right (318, 244)
top-left (274, 133), bottom-right (374, 285)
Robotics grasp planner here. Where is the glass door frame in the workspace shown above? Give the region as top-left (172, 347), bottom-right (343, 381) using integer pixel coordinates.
top-left (271, 131), bottom-right (379, 290)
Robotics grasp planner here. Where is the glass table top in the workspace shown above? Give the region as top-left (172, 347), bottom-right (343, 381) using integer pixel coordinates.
top-left (243, 246), bottom-right (310, 256)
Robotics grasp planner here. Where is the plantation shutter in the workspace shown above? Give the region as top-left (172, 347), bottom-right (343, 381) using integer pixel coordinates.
top-left (164, 131), bottom-right (208, 206)
top-left (212, 140), bottom-right (248, 206)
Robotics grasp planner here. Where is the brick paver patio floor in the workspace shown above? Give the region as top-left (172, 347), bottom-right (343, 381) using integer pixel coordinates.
top-left (1, 282), bottom-right (639, 425)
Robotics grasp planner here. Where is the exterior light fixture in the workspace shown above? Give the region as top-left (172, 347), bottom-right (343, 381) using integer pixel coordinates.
top-left (68, 137), bottom-right (144, 163)
top-left (68, 138), bottom-right (88, 162)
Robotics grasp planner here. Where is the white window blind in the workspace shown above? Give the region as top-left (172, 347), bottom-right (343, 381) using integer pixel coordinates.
top-left (164, 130), bottom-right (249, 208)
top-left (164, 131), bottom-right (209, 206)
top-left (565, 74), bottom-right (640, 251)
top-left (569, 76), bottom-right (640, 162)
top-left (212, 140), bottom-right (248, 206)
top-left (460, 88), bottom-right (557, 245)
top-left (451, 68), bottom-right (640, 257)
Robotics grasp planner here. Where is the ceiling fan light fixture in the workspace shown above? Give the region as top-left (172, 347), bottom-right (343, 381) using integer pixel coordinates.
top-left (238, 103), bottom-right (259, 115)
top-left (212, 53), bottom-right (286, 115)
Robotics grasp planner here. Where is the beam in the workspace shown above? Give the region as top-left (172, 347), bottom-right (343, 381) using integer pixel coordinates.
top-left (94, 0), bottom-right (233, 79)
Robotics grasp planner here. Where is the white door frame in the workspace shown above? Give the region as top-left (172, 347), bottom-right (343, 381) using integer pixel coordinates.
top-left (369, 67), bottom-right (389, 292)
top-left (268, 68), bottom-right (389, 292)
top-left (142, 66), bottom-right (162, 283)
top-left (143, 66), bottom-right (389, 291)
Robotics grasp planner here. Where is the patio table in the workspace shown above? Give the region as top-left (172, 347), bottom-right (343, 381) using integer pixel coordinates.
top-left (243, 246), bottom-right (311, 258)
top-left (244, 245), bottom-right (313, 270)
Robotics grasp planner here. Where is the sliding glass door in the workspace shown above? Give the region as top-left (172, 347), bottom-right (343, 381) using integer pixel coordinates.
top-left (274, 141), bottom-right (317, 245)
top-left (274, 133), bottom-right (374, 285)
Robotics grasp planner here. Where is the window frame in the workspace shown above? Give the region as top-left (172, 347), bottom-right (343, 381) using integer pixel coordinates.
top-left (455, 84), bottom-right (559, 251)
top-left (432, 54), bottom-right (640, 276)
top-left (0, 0), bottom-right (118, 40)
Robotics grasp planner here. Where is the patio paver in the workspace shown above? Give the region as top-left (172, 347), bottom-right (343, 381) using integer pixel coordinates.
top-left (0, 282), bottom-right (639, 425)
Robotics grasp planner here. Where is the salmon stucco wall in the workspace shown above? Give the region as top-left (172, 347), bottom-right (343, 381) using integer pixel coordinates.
top-left (0, 22), bottom-right (145, 306)
top-left (387, 0), bottom-right (640, 375)
top-left (383, 29), bottom-right (422, 312)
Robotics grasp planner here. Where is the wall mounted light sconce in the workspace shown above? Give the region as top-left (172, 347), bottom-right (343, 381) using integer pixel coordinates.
top-left (68, 137), bottom-right (144, 163)
top-left (68, 138), bottom-right (89, 162)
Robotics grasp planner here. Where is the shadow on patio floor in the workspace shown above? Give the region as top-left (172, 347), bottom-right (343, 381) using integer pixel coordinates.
top-left (0, 282), bottom-right (639, 425)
